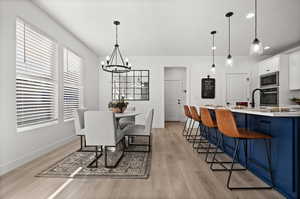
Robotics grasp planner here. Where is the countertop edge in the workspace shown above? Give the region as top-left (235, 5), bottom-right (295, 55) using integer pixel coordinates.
top-left (200, 106), bottom-right (300, 117)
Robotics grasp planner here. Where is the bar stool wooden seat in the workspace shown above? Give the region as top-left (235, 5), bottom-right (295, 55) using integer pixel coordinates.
top-left (182, 105), bottom-right (193, 137)
top-left (212, 108), bottom-right (274, 190)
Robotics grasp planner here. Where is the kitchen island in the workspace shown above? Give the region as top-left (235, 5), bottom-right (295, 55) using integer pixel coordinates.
top-left (202, 106), bottom-right (300, 199)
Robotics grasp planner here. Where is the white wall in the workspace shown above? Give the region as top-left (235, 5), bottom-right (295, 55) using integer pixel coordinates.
top-left (99, 56), bottom-right (258, 128)
top-left (0, 0), bottom-right (99, 175)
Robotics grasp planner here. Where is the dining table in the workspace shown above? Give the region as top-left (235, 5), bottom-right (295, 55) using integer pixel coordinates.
top-left (115, 111), bottom-right (141, 119)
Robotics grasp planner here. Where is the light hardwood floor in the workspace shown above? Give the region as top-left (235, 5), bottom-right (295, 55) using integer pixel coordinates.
top-left (0, 122), bottom-right (284, 199)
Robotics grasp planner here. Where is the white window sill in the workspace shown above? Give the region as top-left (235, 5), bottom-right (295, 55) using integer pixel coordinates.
top-left (64, 118), bottom-right (74, 123)
top-left (17, 120), bottom-right (59, 133)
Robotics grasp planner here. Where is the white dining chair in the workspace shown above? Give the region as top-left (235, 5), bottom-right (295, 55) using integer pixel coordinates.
top-left (74, 108), bottom-right (89, 151)
top-left (123, 109), bottom-right (154, 152)
top-left (84, 111), bottom-right (125, 168)
top-left (119, 106), bottom-right (136, 129)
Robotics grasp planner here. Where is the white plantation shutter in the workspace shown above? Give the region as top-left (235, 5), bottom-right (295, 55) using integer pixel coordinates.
top-left (16, 18), bottom-right (58, 128)
top-left (63, 49), bottom-right (83, 120)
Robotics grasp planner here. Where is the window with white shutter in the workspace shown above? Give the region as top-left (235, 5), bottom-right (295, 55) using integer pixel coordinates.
top-left (63, 48), bottom-right (83, 120)
top-left (16, 18), bottom-right (58, 129)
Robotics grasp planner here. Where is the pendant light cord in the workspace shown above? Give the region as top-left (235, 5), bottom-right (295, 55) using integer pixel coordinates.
top-left (228, 17), bottom-right (231, 55)
top-left (115, 24), bottom-right (118, 45)
top-left (212, 34), bottom-right (215, 65)
top-left (255, 0), bottom-right (257, 38)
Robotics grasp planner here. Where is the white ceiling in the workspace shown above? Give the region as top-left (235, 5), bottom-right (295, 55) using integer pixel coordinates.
top-left (32, 0), bottom-right (300, 56)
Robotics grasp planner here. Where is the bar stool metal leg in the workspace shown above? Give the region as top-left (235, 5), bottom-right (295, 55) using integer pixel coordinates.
top-left (202, 128), bottom-right (227, 162)
top-left (208, 133), bottom-right (245, 170)
top-left (186, 120), bottom-right (195, 140)
top-left (182, 118), bottom-right (189, 136)
top-left (189, 123), bottom-right (204, 143)
top-left (192, 123), bottom-right (208, 149)
top-left (184, 118), bottom-right (192, 137)
top-left (226, 138), bottom-right (273, 190)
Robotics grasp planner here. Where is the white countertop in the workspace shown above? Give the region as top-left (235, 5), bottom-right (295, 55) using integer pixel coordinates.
top-left (201, 105), bottom-right (300, 117)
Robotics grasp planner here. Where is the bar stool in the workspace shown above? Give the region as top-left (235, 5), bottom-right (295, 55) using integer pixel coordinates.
top-left (188, 106), bottom-right (207, 148)
top-left (182, 105), bottom-right (193, 137)
top-left (199, 107), bottom-right (223, 162)
top-left (212, 109), bottom-right (274, 190)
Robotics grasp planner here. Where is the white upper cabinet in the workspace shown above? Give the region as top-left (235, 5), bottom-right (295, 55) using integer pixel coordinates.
top-left (289, 51), bottom-right (300, 90)
top-left (258, 56), bottom-right (280, 75)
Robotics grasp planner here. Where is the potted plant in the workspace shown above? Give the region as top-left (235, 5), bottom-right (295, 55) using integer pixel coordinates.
top-left (290, 97), bottom-right (300, 105)
top-left (108, 97), bottom-right (129, 113)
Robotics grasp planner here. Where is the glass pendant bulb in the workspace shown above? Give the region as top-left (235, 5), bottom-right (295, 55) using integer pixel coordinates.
top-left (250, 38), bottom-right (263, 55)
top-left (226, 54), bottom-right (233, 67)
top-left (211, 64), bottom-right (216, 74)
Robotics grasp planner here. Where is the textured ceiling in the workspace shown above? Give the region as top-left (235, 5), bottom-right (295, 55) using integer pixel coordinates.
top-left (32, 0), bottom-right (300, 56)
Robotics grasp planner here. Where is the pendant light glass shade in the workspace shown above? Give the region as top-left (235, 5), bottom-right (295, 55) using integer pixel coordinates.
top-left (250, 0), bottom-right (263, 55)
top-left (211, 64), bottom-right (216, 74)
top-left (250, 39), bottom-right (263, 55)
top-left (226, 54), bottom-right (233, 67)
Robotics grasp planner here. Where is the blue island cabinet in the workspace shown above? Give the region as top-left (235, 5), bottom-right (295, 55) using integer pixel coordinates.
top-left (230, 113), bottom-right (300, 199)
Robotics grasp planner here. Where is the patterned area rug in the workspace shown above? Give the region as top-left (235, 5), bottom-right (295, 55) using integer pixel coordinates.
top-left (37, 146), bottom-right (151, 179)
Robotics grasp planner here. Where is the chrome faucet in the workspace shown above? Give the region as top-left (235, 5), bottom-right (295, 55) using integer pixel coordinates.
top-left (251, 88), bottom-right (264, 108)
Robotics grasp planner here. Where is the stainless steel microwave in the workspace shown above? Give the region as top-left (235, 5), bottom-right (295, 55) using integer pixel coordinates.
top-left (260, 72), bottom-right (279, 88)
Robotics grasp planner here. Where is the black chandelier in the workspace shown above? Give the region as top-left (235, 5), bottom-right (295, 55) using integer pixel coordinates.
top-left (101, 21), bottom-right (132, 73)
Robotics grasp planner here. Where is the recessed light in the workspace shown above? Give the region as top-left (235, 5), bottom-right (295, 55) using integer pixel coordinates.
top-left (246, 12), bottom-right (255, 19)
top-left (211, 46), bottom-right (216, 50)
top-left (264, 46), bottom-right (270, 50)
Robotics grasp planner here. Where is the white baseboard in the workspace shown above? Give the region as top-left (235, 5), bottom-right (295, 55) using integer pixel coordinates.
top-left (0, 135), bottom-right (77, 176)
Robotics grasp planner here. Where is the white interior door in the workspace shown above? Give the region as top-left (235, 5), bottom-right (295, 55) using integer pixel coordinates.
top-left (165, 80), bottom-right (184, 121)
top-left (226, 73), bottom-right (250, 106)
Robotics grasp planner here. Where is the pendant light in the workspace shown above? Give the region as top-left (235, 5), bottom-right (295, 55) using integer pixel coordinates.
top-left (210, 31), bottom-right (217, 74)
top-left (250, 0), bottom-right (263, 55)
top-left (225, 12), bottom-right (234, 67)
top-left (100, 20), bottom-right (132, 73)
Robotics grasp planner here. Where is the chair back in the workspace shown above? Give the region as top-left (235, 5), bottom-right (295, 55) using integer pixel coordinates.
top-left (214, 109), bottom-right (240, 138)
top-left (84, 111), bottom-right (119, 146)
top-left (190, 106), bottom-right (201, 121)
top-left (200, 107), bottom-right (215, 128)
top-left (125, 106), bottom-right (136, 112)
top-left (144, 109), bottom-right (154, 135)
top-left (184, 105), bottom-right (192, 118)
top-left (74, 108), bottom-right (88, 135)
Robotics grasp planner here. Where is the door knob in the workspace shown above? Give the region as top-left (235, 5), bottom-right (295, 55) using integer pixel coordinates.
top-left (177, 99), bottom-right (181, 104)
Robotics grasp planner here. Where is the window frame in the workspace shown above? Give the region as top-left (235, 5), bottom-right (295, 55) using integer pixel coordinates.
top-left (111, 69), bottom-right (150, 101)
top-left (63, 47), bottom-right (84, 121)
top-left (16, 17), bottom-right (59, 132)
